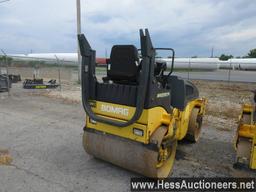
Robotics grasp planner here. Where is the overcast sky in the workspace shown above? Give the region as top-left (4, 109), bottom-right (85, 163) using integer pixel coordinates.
top-left (0, 0), bottom-right (256, 57)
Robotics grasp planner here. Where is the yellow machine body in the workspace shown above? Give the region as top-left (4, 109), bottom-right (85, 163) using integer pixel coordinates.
top-left (235, 104), bottom-right (256, 169)
top-left (86, 98), bottom-right (206, 144)
top-left (79, 29), bottom-right (207, 178)
top-left (84, 98), bottom-right (206, 177)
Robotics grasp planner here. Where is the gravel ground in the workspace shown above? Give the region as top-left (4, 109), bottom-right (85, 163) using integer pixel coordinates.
top-left (1, 78), bottom-right (256, 192)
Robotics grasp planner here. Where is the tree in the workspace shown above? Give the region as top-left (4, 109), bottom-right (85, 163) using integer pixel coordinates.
top-left (219, 54), bottom-right (233, 61)
top-left (247, 48), bottom-right (256, 58)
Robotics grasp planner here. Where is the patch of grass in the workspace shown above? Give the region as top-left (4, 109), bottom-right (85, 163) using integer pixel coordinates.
top-left (0, 149), bottom-right (12, 165)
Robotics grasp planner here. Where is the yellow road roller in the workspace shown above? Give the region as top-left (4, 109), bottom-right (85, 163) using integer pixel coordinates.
top-left (78, 29), bottom-right (206, 178)
top-left (234, 90), bottom-right (256, 169)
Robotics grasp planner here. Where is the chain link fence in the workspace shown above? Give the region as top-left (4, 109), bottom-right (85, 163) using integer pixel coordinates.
top-left (0, 56), bottom-right (80, 95)
top-left (172, 63), bottom-right (256, 83)
top-left (1, 56), bottom-right (256, 93)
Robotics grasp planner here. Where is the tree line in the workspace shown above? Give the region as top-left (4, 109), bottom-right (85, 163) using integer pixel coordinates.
top-left (219, 48), bottom-right (256, 61)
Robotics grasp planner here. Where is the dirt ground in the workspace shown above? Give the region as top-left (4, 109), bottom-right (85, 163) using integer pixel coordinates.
top-left (195, 80), bottom-right (256, 130)
top-left (1, 67), bottom-right (256, 192)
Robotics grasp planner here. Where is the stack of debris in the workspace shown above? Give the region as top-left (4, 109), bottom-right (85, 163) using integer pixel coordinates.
top-left (8, 74), bottom-right (21, 83)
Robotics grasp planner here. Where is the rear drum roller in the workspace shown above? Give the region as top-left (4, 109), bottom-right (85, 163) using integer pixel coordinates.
top-left (185, 108), bottom-right (202, 142)
top-left (83, 127), bottom-right (177, 178)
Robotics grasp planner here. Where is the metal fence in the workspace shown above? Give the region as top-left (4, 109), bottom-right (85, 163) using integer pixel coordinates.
top-left (168, 59), bottom-right (256, 83)
top-left (0, 57), bottom-right (79, 95)
top-left (1, 58), bottom-right (256, 94)
top-left (173, 69), bottom-right (256, 83)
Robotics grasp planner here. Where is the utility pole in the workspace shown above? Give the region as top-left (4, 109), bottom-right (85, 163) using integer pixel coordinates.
top-left (1, 0), bottom-right (11, 95)
top-left (1, 49), bottom-right (10, 96)
top-left (54, 55), bottom-right (62, 92)
top-left (105, 48), bottom-right (108, 58)
top-left (211, 47), bottom-right (214, 58)
top-left (76, 0), bottom-right (82, 83)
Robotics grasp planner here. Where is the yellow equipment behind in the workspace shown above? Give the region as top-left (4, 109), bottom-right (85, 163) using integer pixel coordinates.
top-left (78, 29), bottom-right (206, 178)
top-left (235, 99), bottom-right (256, 169)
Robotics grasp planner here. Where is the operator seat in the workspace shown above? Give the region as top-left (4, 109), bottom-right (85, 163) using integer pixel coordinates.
top-left (97, 45), bottom-right (140, 106)
top-left (106, 45), bottom-right (140, 84)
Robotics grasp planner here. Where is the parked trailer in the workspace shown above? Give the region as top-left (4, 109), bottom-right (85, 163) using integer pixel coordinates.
top-left (5, 53), bottom-right (256, 71)
top-left (158, 58), bottom-right (219, 70)
top-left (230, 59), bottom-right (256, 70)
top-left (218, 59), bottom-right (256, 70)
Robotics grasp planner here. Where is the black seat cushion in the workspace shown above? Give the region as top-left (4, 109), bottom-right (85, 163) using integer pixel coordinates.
top-left (107, 45), bottom-right (139, 82)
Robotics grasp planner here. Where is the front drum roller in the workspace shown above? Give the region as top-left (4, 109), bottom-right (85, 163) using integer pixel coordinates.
top-left (185, 108), bottom-right (202, 143)
top-left (83, 126), bottom-right (177, 178)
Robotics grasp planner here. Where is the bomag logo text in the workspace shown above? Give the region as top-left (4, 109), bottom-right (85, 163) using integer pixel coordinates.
top-left (101, 104), bottom-right (129, 116)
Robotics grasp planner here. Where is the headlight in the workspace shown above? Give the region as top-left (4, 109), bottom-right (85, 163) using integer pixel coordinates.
top-left (89, 118), bottom-right (97, 124)
top-left (133, 128), bottom-right (144, 136)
